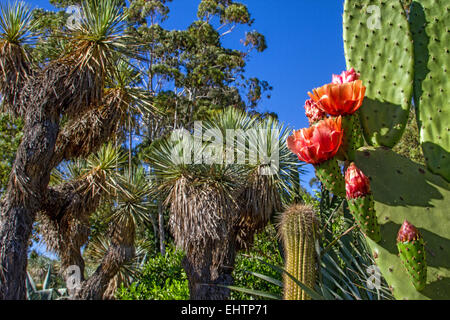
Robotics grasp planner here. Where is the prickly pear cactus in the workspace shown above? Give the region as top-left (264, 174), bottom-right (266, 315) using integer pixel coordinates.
top-left (410, 0), bottom-right (450, 182)
top-left (355, 147), bottom-right (450, 300)
top-left (343, 0), bottom-right (414, 148)
top-left (397, 221), bottom-right (427, 292)
top-left (347, 195), bottom-right (381, 243)
top-left (315, 160), bottom-right (345, 198)
top-left (280, 204), bottom-right (318, 300)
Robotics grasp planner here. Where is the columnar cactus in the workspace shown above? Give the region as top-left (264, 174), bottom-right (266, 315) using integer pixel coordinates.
top-left (280, 204), bottom-right (318, 300)
top-left (397, 220), bottom-right (427, 291)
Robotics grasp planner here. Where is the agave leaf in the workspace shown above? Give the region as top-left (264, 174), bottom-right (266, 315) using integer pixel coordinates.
top-left (42, 265), bottom-right (52, 290)
top-left (244, 271), bottom-right (283, 288)
top-left (220, 285), bottom-right (281, 300)
top-left (259, 259), bottom-right (325, 300)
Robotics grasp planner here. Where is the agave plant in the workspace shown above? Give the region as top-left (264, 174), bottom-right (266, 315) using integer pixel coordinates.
top-left (26, 265), bottom-right (68, 300)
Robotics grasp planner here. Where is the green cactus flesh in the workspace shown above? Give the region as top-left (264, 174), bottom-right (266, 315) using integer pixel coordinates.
top-left (315, 159), bottom-right (345, 197)
top-left (343, 0), bottom-right (414, 148)
top-left (337, 115), bottom-right (365, 162)
top-left (347, 194), bottom-right (381, 243)
top-left (355, 147), bottom-right (450, 300)
top-left (397, 239), bottom-right (427, 291)
top-left (281, 204), bottom-right (318, 300)
top-left (410, 0), bottom-right (450, 182)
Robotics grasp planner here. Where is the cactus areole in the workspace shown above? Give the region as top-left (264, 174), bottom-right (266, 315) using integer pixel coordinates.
top-left (397, 220), bottom-right (421, 243)
top-left (397, 221), bottom-right (427, 291)
top-left (345, 162), bottom-right (371, 199)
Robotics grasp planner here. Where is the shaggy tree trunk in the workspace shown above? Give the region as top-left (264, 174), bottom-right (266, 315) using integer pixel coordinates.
top-left (182, 237), bottom-right (237, 300)
top-left (0, 206), bottom-right (34, 299)
top-left (0, 112), bottom-right (59, 299)
top-left (158, 202), bottom-right (166, 256)
top-left (74, 224), bottom-right (135, 300)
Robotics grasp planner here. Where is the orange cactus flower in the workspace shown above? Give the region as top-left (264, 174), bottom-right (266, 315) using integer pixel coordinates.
top-left (287, 117), bottom-right (343, 165)
top-left (308, 80), bottom-right (366, 116)
top-left (345, 162), bottom-right (371, 199)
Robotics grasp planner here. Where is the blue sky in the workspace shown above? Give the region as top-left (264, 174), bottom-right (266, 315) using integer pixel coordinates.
top-left (27, 0), bottom-right (347, 256)
top-left (27, 0), bottom-right (347, 192)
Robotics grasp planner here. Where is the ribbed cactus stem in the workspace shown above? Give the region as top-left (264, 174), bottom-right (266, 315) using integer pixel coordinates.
top-left (280, 204), bottom-right (318, 300)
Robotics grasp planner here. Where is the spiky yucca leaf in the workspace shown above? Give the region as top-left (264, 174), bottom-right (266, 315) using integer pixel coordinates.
top-left (83, 142), bottom-right (127, 196)
top-left (0, 1), bottom-right (35, 45)
top-left (83, 234), bottom-right (150, 299)
top-left (62, 0), bottom-right (138, 73)
top-left (203, 109), bottom-right (302, 249)
top-left (0, 1), bottom-right (34, 115)
top-left (107, 166), bottom-right (153, 227)
top-left (148, 131), bottom-right (249, 270)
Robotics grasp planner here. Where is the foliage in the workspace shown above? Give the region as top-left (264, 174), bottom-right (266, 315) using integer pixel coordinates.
top-left (231, 226), bottom-right (283, 300)
top-left (115, 246), bottom-right (189, 300)
top-left (26, 263), bottom-right (68, 300)
top-left (393, 108), bottom-right (425, 165)
top-left (0, 113), bottom-right (22, 194)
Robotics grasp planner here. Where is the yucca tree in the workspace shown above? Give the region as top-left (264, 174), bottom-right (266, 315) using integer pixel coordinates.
top-left (75, 166), bottom-right (153, 299)
top-left (0, 0), bottom-right (150, 299)
top-left (147, 108), bottom-right (300, 299)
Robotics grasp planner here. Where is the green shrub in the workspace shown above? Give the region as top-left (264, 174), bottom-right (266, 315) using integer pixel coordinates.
top-left (231, 226), bottom-right (283, 300)
top-left (116, 246), bottom-right (189, 300)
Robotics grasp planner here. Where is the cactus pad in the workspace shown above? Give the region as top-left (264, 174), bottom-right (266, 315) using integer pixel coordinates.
top-left (315, 159), bottom-right (345, 197)
top-left (343, 0), bottom-right (414, 147)
top-left (340, 114), bottom-right (364, 161)
top-left (347, 194), bottom-right (381, 243)
top-left (397, 238), bottom-right (427, 291)
top-left (410, 0), bottom-right (450, 182)
top-left (355, 147), bottom-right (450, 300)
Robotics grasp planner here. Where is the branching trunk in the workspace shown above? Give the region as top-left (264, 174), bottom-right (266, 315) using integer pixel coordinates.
top-left (74, 223), bottom-right (135, 300)
top-left (182, 235), bottom-right (237, 300)
top-left (158, 202), bottom-right (166, 256)
top-left (0, 109), bottom-right (59, 299)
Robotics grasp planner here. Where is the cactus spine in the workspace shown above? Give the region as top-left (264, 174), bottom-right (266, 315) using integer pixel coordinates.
top-left (280, 204), bottom-right (318, 300)
top-left (397, 221), bottom-right (427, 291)
top-left (315, 160), bottom-right (345, 198)
top-left (410, 0), bottom-right (450, 182)
top-left (341, 0), bottom-right (450, 299)
top-left (343, 0), bottom-right (414, 148)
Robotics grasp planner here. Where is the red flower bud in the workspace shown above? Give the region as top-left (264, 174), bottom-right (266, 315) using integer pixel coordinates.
top-left (397, 220), bottom-right (421, 243)
top-left (345, 162), bottom-right (370, 199)
top-left (304, 99), bottom-right (326, 124)
top-left (332, 68), bottom-right (360, 84)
